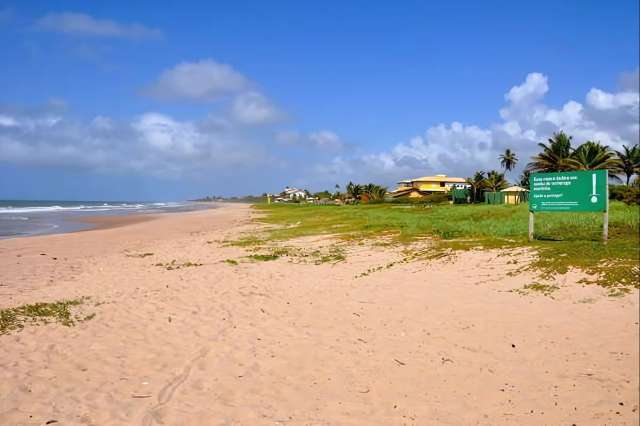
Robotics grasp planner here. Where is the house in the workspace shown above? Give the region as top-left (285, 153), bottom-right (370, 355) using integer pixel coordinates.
top-left (275, 186), bottom-right (309, 202)
top-left (389, 174), bottom-right (469, 198)
top-left (500, 185), bottom-right (529, 205)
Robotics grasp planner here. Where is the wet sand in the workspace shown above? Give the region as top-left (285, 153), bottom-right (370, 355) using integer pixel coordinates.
top-left (76, 213), bottom-right (160, 232)
top-left (0, 203), bottom-right (638, 425)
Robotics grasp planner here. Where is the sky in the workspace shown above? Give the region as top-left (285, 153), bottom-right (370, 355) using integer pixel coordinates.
top-left (0, 1), bottom-right (638, 201)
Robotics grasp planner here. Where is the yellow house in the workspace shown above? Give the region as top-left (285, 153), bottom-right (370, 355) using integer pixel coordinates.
top-left (390, 174), bottom-right (469, 198)
top-left (500, 185), bottom-right (529, 205)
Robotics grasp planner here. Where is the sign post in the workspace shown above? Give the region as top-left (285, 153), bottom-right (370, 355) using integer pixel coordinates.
top-left (529, 170), bottom-right (609, 242)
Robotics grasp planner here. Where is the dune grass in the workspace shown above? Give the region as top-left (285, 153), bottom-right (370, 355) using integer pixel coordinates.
top-left (253, 202), bottom-right (639, 289)
top-left (0, 297), bottom-right (93, 335)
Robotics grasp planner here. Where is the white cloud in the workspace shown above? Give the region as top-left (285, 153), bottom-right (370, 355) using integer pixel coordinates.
top-left (314, 71), bottom-right (639, 187)
top-left (231, 91), bottom-right (283, 125)
top-left (0, 104), bottom-right (268, 178)
top-left (145, 59), bottom-right (249, 101)
top-left (586, 88), bottom-right (639, 110)
top-left (0, 114), bottom-right (18, 127)
top-left (35, 12), bottom-right (162, 40)
top-left (274, 129), bottom-right (344, 152)
top-left (309, 130), bottom-right (343, 151)
top-left (2, 71), bottom-right (637, 193)
top-left (504, 72), bottom-right (548, 104)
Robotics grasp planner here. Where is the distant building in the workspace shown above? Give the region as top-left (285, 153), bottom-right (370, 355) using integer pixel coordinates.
top-left (275, 186), bottom-right (310, 202)
top-left (500, 185), bottom-right (529, 205)
top-left (389, 174), bottom-right (469, 198)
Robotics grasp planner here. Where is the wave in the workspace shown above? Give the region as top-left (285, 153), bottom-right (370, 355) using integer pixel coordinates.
top-left (4, 216), bottom-right (30, 221)
top-left (0, 203), bottom-right (185, 214)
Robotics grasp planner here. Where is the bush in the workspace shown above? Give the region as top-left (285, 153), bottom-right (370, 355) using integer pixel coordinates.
top-left (423, 193), bottom-right (450, 204)
top-left (610, 185), bottom-right (640, 205)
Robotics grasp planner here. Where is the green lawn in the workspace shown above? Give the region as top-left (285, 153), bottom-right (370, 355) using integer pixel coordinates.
top-left (252, 202), bottom-right (639, 290)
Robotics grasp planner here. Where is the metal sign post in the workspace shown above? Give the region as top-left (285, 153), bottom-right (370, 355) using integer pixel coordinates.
top-left (529, 170), bottom-right (609, 242)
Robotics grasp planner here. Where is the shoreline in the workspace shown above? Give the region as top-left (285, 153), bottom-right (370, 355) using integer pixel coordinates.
top-left (75, 212), bottom-right (161, 232)
top-left (0, 201), bottom-right (223, 241)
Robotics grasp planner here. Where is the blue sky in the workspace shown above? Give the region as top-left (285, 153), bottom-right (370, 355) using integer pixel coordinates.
top-left (0, 1), bottom-right (638, 200)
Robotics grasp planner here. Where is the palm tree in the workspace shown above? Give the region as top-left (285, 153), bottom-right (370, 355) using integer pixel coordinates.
top-left (526, 131), bottom-right (574, 172)
top-left (499, 149), bottom-right (518, 172)
top-left (568, 141), bottom-right (620, 171)
top-left (518, 170), bottom-right (530, 189)
top-left (362, 183), bottom-right (388, 201)
top-left (372, 185), bottom-right (388, 200)
top-left (483, 170), bottom-right (508, 192)
top-left (615, 144), bottom-right (640, 185)
top-left (345, 181), bottom-right (362, 200)
top-left (465, 171), bottom-right (486, 202)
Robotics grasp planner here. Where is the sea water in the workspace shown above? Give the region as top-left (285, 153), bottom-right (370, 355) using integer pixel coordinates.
top-left (0, 200), bottom-right (216, 239)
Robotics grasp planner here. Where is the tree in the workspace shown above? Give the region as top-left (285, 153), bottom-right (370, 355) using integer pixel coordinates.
top-left (615, 144), bottom-right (640, 185)
top-left (313, 190), bottom-right (332, 199)
top-left (499, 149), bottom-right (518, 172)
top-left (465, 171), bottom-right (486, 203)
top-left (518, 170), bottom-right (530, 189)
top-left (361, 183), bottom-right (387, 201)
top-left (568, 141), bottom-right (621, 173)
top-left (345, 181), bottom-right (362, 200)
top-left (526, 131), bottom-right (574, 172)
top-left (483, 170), bottom-right (508, 192)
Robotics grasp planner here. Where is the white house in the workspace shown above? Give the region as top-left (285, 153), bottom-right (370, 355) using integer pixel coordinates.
top-left (275, 186), bottom-right (308, 202)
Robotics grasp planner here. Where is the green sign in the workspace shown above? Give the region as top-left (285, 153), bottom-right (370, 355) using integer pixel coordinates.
top-left (529, 170), bottom-right (608, 212)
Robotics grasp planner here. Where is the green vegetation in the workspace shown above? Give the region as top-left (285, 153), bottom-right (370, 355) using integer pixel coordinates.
top-left (247, 253), bottom-right (280, 262)
top-left (345, 181), bottom-right (388, 202)
top-left (512, 283), bottom-right (559, 297)
top-left (253, 202), bottom-right (639, 289)
top-left (155, 260), bottom-right (203, 270)
top-left (0, 297), bottom-right (93, 335)
top-left (223, 258), bottom-right (239, 265)
top-left (499, 148), bottom-right (518, 172)
top-left (525, 131), bottom-right (637, 176)
top-left (126, 252), bottom-right (154, 258)
top-left (610, 183), bottom-right (640, 205)
top-left (615, 144), bottom-right (640, 185)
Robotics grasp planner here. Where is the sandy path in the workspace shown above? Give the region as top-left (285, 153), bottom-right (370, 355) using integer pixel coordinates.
top-left (0, 203), bottom-right (637, 425)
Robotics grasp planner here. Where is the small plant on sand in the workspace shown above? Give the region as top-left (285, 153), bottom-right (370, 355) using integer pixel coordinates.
top-left (226, 235), bottom-right (266, 247)
top-left (155, 260), bottom-right (203, 270)
top-left (607, 287), bottom-right (632, 297)
top-left (223, 259), bottom-right (239, 265)
top-left (356, 265), bottom-right (384, 278)
top-left (512, 282), bottom-right (559, 297)
top-left (247, 254), bottom-right (279, 262)
top-left (0, 297), bottom-right (94, 335)
top-left (313, 246), bottom-right (346, 264)
top-left (126, 252), bottom-right (154, 258)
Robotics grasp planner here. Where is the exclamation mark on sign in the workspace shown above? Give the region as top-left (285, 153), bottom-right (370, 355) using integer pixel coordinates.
top-left (590, 173), bottom-right (598, 203)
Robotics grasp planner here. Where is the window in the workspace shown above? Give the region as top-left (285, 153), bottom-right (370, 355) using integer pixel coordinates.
top-left (440, 182), bottom-right (445, 187)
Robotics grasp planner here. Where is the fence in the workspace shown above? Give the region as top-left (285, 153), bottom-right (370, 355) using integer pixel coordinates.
top-left (451, 188), bottom-right (471, 204)
top-left (484, 192), bottom-right (505, 204)
top-left (484, 191), bottom-right (529, 204)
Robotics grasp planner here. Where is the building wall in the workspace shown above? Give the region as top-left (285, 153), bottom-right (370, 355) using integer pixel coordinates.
top-left (416, 182), bottom-right (448, 192)
top-left (503, 192), bottom-right (527, 205)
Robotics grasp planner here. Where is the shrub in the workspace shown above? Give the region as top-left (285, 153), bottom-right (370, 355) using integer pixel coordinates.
top-left (423, 193), bottom-right (450, 204)
top-left (610, 185), bottom-right (640, 205)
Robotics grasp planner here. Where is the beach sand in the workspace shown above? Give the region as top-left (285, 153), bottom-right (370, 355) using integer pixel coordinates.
top-left (0, 203), bottom-right (637, 425)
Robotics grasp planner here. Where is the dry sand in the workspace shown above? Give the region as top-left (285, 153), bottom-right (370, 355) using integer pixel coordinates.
top-left (0, 203), bottom-right (638, 425)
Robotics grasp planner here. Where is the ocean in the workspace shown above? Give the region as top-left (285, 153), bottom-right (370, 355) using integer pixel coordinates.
top-left (0, 200), bottom-right (216, 239)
